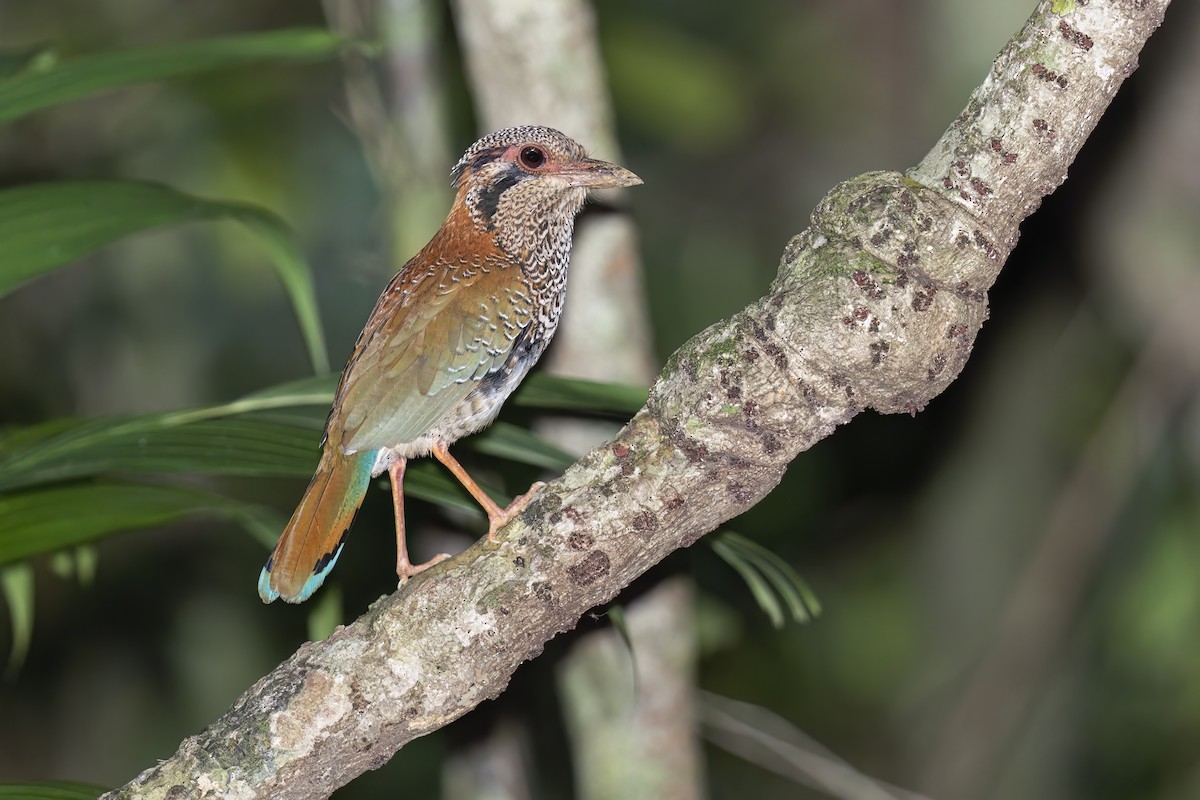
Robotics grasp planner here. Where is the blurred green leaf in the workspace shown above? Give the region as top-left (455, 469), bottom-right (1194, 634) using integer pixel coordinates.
top-left (0, 415), bottom-right (321, 492)
top-left (0, 483), bottom-right (286, 566)
top-left (0, 180), bottom-right (329, 372)
top-left (241, 371), bottom-right (647, 416)
top-left (307, 584), bottom-right (343, 642)
top-left (472, 422), bottom-right (575, 471)
top-left (715, 538), bottom-right (785, 628)
top-left (513, 372), bottom-right (647, 416)
top-left (603, 21), bottom-right (751, 152)
top-left (1, 563), bottom-right (34, 676)
top-left (0, 368), bottom-right (645, 564)
top-left (0, 28), bottom-right (349, 124)
top-left (0, 44), bottom-right (57, 81)
top-left (712, 531), bottom-right (819, 627)
top-left (0, 783), bottom-right (106, 799)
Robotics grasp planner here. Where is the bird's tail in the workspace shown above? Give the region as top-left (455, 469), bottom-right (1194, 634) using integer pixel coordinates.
top-left (258, 448), bottom-right (375, 604)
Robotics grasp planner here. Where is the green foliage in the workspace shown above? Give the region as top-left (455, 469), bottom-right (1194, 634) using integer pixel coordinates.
top-left (712, 531), bottom-right (820, 628)
top-left (0, 181), bottom-right (329, 372)
top-left (0, 28), bottom-right (351, 124)
top-left (0, 483), bottom-right (287, 566)
top-left (513, 372), bottom-right (647, 415)
top-left (1, 564), bottom-right (33, 676)
top-left (603, 21), bottom-right (750, 153)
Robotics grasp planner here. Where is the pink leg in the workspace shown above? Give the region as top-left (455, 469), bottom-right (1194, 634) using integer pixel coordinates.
top-left (389, 458), bottom-right (449, 581)
top-left (431, 440), bottom-right (544, 542)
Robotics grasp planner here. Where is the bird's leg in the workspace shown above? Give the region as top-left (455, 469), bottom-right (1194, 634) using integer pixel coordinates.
top-left (388, 457), bottom-right (449, 582)
top-left (432, 440), bottom-right (545, 542)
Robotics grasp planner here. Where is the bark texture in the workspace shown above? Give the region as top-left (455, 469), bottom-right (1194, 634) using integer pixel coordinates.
top-left (103, 1), bottom-right (1170, 797)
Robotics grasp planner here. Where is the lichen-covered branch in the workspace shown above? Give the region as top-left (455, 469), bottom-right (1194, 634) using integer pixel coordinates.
top-left (102, 1), bottom-right (1169, 797)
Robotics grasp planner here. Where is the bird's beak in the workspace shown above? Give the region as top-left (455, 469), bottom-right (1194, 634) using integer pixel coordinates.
top-left (559, 158), bottom-right (643, 189)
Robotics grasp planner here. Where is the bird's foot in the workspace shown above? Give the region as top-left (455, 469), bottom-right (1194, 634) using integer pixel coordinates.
top-left (396, 552), bottom-right (451, 585)
top-left (486, 481), bottom-right (546, 542)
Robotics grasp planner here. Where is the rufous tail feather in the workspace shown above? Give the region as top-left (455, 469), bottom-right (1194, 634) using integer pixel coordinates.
top-left (258, 449), bottom-right (375, 603)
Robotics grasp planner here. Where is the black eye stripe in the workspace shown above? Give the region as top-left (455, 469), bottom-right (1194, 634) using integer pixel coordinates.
top-left (478, 170), bottom-right (522, 228)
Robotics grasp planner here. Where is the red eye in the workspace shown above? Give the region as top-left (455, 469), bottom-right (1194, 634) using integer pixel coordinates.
top-left (519, 146), bottom-right (547, 169)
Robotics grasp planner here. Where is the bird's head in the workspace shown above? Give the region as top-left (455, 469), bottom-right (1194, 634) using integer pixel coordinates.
top-left (449, 125), bottom-right (641, 264)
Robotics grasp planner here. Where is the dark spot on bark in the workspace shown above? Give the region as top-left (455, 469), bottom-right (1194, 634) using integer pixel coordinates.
top-left (927, 352), bottom-right (948, 380)
top-left (669, 426), bottom-right (709, 463)
top-left (612, 442), bottom-right (630, 458)
top-left (870, 341), bottom-right (890, 366)
top-left (920, 215), bottom-right (933, 232)
top-left (869, 318), bottom-right (880, 333)
top-left (727, 483), bottom-right (751, 503)
top-left (947, 323), bottom-right (969, 339)
top-left (897, 252), bottom-right (917, 269)
top-left (666, 494), bottom-right (685, 510)
top-left (620, 461), bottom-right (634, 476)
top-left (745, 348), bottom-right (759, 362)
top-left (896, 270), bottom-right (910, 288)
top-left (568, 531), bottom-right (594, 551)
top-left (970, 178), bottom-right (992, 196)
top-left (854, 307), bottom-right (869, 321)
top-left (842, 316), bottom-right (854, 327)
top-left (943, 177), bottom-right (954, 189)
top-left (1058, 19), bottom-right (1093, 50)
top-left (567, 551), bottom-right (610, 586)
top-left (762, 433), bottom-right (781, 455)
top-left (763, 342), bottom-right (789, 371)
top-left (631, 511), bottom-right (659, 534)
top-left (973, 230), bottom-right (1001, 261)
top-left (912, 291), bottom-right (933, 312)
top-left (533, 582), bottom-right (554, 605)
top-left (513, 556), bottom-right (526, 568)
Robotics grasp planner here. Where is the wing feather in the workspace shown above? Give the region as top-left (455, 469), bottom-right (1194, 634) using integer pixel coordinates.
top-left (332, 256), bottom-right (527, 453)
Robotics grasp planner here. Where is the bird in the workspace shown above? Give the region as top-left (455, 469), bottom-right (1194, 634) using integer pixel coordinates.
top-left (258, 125), bottom-right (642, 604)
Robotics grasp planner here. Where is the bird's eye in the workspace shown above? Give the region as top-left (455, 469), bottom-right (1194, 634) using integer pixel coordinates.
top-left (518, 146), bottom-right (547, 169)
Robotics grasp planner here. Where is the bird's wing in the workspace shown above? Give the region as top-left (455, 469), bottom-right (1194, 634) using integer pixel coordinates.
top-left (333, 255), bottom-right (528, 454)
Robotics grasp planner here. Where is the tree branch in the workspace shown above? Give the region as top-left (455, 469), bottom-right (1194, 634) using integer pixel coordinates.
top-left (103, 1), bottom-right (1169, 797)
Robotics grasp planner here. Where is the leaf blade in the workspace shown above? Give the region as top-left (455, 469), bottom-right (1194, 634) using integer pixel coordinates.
top-left (0, 483), bottom-right (285, 566)
top-left (0, 180), bottom-right (329, 371)
top-left (0, 28), bottom-right (348, 124)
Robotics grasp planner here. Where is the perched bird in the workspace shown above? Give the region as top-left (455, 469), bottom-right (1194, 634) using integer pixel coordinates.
top-left (259, 125), bottom-right (642, 604)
